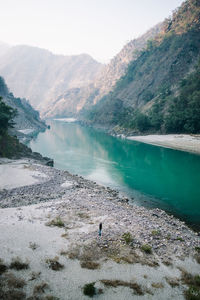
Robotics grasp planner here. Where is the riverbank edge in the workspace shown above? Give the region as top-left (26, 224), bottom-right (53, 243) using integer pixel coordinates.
top-left (0, 158), bottom-right (200, 299)
top-left (77, 120), bottom-right (200, 155)
top-left (127, 134), bottom-right (200, 155)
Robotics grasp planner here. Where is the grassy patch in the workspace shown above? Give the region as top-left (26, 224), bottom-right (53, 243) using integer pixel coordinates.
top-left (195, 247), bottom-right (200, 253)
top-left (33, 282), bottom-right (49, 294)
top-left (141, 244), bottom-right (152, 254)
top-left (185, 286), bottom-right (200, 300)
top-left (80, 261), bottom-right (100, 270)
top-left (0, 289), bottom-right (26, 300)
top-left (44, 296), bottom-right (60, 300)
top-left (10, 257), bottom-right (29, 270)
top-left (166, 233), bottom-right (171, 240)
top-left (151, 282), bottom-right (164, 289)
top-left (77, 212), bottom-right (90, 219)
top-left (5, 272), bottom-right (26, 288)
top-left (181, 271), bottom-right (200, 287)
top-left (176, 236), bottom-right (184, 242)
top-left (122, 232), bottom-right (132, 244)
top-left (45, 257), bottom-right (64, 271)
top-left (67, 241), bottom-right (159, 268)
top-left (60, 250), bottom-right (68, 256)
top-left (181, 270), bottom-right (200, 300)
top-left (151, 230), bottom-right (160, 236)
top-left (165, 277), bottom-right (180, 287)
top-left (195, 255), bottom-right (200, 264)
top-left (101, 279), bottom-right (144, 295)
top-left (61, 233), bottom-right (68, 238)
top-left (27, 295), bottom-right (60, 300)
top-left (0, 272), bottom-right (26, 300)
top-left (0, 259), bottom-right (7, 275)
top-left (83, 282), bottom-right (96, 297)
top-left (29, 271), bottom-right (41, 281)
top-left (29, 242), bottom-right (39, 250)
top-left (162, 259), bottom-right (172, 266)
top-left (67, 247), bottom-right (80, 260)
top-left (46, 217), bottom-right (65, 227)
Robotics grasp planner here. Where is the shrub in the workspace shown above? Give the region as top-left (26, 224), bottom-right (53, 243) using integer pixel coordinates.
top-left (0, 259), bottom-right (7, 274)
top-left (185, 286), bottom-right (200, 300)
top-left (151, 230), bottom-right (160, 236)
top-left (122, 232), bottom-right (132, 244)
top-left (45, 257), bottom-right (64, 271)
top-left (46, 217), bottom-right (65, 227)
top-left (5, 273), bottom-right (26, 288)
top-left (101, 279), bottom-right (144, 295)
top-left (33, 282), bottom-right (49, 294)
top-left (83, 282), bottom-right (96, 297)
top-left (141, 244), bottom-right (152, 254)
top-left (80, 261), bottom-right (100, 270)
top-left (10, 257), bottom-right (29, 270)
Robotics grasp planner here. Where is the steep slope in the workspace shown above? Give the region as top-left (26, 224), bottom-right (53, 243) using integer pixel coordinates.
top-left (0, 45), bottom-right (102, 112)
top-left (0, 76), bottom-right (46, 132)
top-left (84, 0), bottom-right (200, 134)
top-left (0, 77), bottom-right (53, 163)
top-left (87, 23), bottom-right (162, 106)
top-left (44, 23), bottom-right (162, 118)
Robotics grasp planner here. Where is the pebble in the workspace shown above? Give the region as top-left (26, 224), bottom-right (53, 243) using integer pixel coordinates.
top-left (0, 159), bottom-right (199, 263)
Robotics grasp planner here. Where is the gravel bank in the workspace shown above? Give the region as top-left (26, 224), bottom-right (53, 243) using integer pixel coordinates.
top-left (127, 134), bottom-right (200, 155)
top-left (0, 159), bottom-right (199, 299)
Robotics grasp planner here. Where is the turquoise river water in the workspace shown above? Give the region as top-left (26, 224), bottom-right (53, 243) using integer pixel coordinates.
top-left (29, 120), bottom-right (200, 229)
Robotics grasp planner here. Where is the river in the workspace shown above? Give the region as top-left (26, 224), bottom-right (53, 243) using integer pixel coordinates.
top-left (29, 120), bottom-right (200, 229)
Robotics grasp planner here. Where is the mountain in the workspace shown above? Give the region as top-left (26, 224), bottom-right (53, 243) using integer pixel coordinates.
top-left (0, 76), bottom-right (46, 133)
top-left (43, 23), bottom-right (162, 118)
top-left (83, 0), bottom-right (200, 134)
top-left (0, 25), bottom-right (161, 119)
top-left (0, 45), bottom-right (102, 112)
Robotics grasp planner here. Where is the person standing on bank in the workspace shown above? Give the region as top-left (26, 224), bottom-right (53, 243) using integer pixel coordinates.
top-left (99, 222), bottom-right (102, 237)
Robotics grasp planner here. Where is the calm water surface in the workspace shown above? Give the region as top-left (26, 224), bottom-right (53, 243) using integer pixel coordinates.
top-left (29, 121), bottom-right (200, 228)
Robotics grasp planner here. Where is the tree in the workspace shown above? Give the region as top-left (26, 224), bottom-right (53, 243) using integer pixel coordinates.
top-left (0, 97), bottom-right (16, 135)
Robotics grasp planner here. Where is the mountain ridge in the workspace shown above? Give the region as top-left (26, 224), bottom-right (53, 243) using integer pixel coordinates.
top-left (0, 44), bottom-right (102, 111)
top-left (42, 23), bottom-right (163, 118)
top-left (83, 0), bottom-right (200, 134)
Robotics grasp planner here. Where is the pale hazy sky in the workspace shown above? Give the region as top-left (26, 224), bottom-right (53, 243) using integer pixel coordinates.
top-left (0, 0), bottom-right (184, 62)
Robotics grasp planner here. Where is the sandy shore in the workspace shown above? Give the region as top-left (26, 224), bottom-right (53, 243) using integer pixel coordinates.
top-left (127, 134), bottom-right (200, 155)
top-left (0, 159), bottom-right (200, 299)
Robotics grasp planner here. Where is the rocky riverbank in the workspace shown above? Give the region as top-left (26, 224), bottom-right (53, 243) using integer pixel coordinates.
top-left (0, 159), bottom-right (200, 300)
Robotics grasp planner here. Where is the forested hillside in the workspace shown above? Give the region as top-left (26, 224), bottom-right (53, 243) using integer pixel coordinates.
top-left (0, 76), bottom-right (46, 132)
top-left (0, 77), bottom-right (53, 161)
top-left (83, 0), bottom-right (200, 134)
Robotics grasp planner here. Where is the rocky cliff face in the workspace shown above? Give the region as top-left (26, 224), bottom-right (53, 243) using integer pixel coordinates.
top-left (0, 45), bottom-right (102, 114)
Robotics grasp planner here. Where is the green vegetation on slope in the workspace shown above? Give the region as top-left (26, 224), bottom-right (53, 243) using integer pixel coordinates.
top-left (0, 96), bottom-right (16, 136)
top-left (0, 96), bottom-right (18, 157)
top-left (154, 60), bottom-right (200, 133)
top-left (83, 0), bottom-right (200, 134)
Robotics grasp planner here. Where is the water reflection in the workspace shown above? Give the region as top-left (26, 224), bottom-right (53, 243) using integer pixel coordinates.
top-left (29, 121), bottom-right (200, 227)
